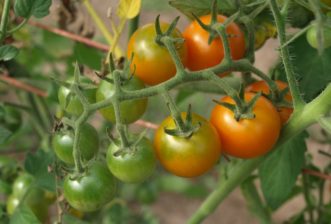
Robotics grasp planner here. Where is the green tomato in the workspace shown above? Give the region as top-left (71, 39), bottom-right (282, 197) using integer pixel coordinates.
top-left (63, 161), bottom-right (117, 212)
top-left (7, 173), bottom-right (54, 222)
top-left (58, 77), bottom-right (96, 116)
top-left (52, 123), bottom-right (99, 164)
top-left (307, 24), bottom-right (331, 49)
top-left (106, 136), bottom-right (156, 183)
top-left (96, 76), bottom-right (148, 124)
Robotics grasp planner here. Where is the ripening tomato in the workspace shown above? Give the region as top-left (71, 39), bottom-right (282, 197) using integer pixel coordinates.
top-left (154, 113), bottom-right (221, 177)
top-left (106, 136), bottom-right (156, 183)
top-left (52, 123), bottom-right (99, 164)
top-left (246, 80), bottom-right (293, 123)
top-left (183, 14), bottom-right (245, 71)
top-left (63, 161), bottom-right (117, 212)
top-left (96, 76), bottom-right (148, 124)
top-left (58, 76), bottom-right (97, 116)
top-left (210, 93), bottom-right (281, 159)
top-left (127, 23), bottom-right (187, 85)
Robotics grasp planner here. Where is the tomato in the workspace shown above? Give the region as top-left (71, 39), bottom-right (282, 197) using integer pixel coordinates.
top-left (7, 173), bottom-right (55, 222)
top-left (96, 76), bottom-right (148, 124)
top-left (58, 76), bottom-right (97, 116)
top-left (210, 93), bottom-right (281, 159)
top-left (63, 161), bottom-right (117, 212)
top-left (127, 23), bottom-right (187, 85)
top-left (154, 113), bottom-right (221, 177)
top-left (52, 123), bottom-right (99, 164)
top-left (106, 136), bottom-right (156, 183)
top-left (246, 80), bottom-right (293, 123)
top-left (183, 14), bottom-right (245, 71)
top-left (306, 23), bottom-right (331, 49)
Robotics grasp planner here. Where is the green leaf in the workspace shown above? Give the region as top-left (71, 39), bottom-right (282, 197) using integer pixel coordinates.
top-left (10, 205), bottom-right (41, 224)
top-left (241, 176), bottom-right (272, 224)
top-left (117, 0), bottom-right (141, 19)
top-left (277, 35), bottom-right (331, 102)
top-left (14, 0), bottom-right (51, 18)
top-left (0, 125), bottom-right (13, 144)
top-left (0, 45), bottom-right (19, 61)
top-left (62, 214), bottom-right (90, 224)
top-left (73, 42), bottom-right (103, 70)
top-left (259, 133), bottom-right (307, 210)
top-left (24, 150), bottom-right (55, 192)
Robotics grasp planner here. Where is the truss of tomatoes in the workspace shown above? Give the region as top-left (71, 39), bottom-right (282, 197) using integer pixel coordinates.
top-left (54, 14), bottom-right (293, 212)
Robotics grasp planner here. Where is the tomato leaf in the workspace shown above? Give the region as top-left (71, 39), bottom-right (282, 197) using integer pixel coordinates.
top-left (117, 0), bottom-right (141, 19)
top-left (24, 150), bottom-right (55, 192)
top-left (14, 0), bottom-right (51, 18)
top-left (0, 45), bottom-right (19, 62)
top-left (10, 205), bottom-right (41, 224)
top-left (241, 176), bottom-right (272, 224)
top-left (73, 42), bottom-right (103, 70)
top-left (276, 35), bottom-right (331, 102)
top-left (259, 133), bottom-right (307, 210)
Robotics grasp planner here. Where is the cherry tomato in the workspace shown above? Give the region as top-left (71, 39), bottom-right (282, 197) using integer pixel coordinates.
top-left (306, 23), bottom-right (331, 49)
top-left (106, 136), bottom-right (156, 183)
top-left (154, 113), bottom-right (221, 177)
top-left (127, 23), bottom-right (187, 85)
top-left (63, 161), bottom-right (117, 212)
top-left (183, 14), bottom-right (245, 71)
top-left (7, 173), bottom-right (55, 222)
top-left (52, 123), bottom-right (99, 164)
top-left (210, 93), bottom-right (281, 159)
top-left (96, 76), bottom-right (148, 124)
top-left (246, 80), bottom-right (293, 123)
top-left (58, 76), bottom-right (97, 116)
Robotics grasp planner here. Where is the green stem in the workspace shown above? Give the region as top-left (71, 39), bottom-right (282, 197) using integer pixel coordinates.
top-left (187, 83), bottom-right (331, 224)
top-left (0, 0), bottom-right (11, 43)
top-left (302, 172), bottom-right (314, 223)
top-left (7, 19), bottom-right (28, 34)
top-left (162, 37), bottom-right (186, 74)
top-left (316, 181), bottom-right (325, 223)
top-left (128, 14), bottom-right (139, 41)
top-left (269, 0), bottom-right (306, 110)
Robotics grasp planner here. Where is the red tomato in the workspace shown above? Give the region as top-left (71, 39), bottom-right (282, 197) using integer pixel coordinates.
top-left (210, 93), bottom-right (281, 159)
top-left (246, 80), bottom-right (293, 123)
top-left (183, 14), bottom-right (246, 71)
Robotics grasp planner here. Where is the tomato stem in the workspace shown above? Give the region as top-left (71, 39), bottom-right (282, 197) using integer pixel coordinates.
top-left (0, 0), bottom-right (11, 43)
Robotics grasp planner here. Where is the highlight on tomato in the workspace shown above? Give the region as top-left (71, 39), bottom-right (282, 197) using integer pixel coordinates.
top-left (154, 112), bottom-right (221, 178)
top-left (183, 14), bottom-right (246, 71)
top-left (246, 80), bottom-right (293, 123)
top-left (210, 93), bottom-right (281, 159)
top-left (127, 22), bottom-right (187, 85)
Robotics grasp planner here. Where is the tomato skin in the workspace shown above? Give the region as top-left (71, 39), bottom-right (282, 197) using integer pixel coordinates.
top-left (7, 173), bottom-right (54, 222)
top-left (154, 113), bottom-right (221, 178)
top-left (107, 136), bottom-right (156, 183)
top-left (246, 80), bottom-right (293, 123)
top-left (183, 14), bottom-right (245, 71)
top-left (127, 23), bottom-right (187, 85)
top-left (58, 77), bottom-right (96, 116)
top-left (52, 123), bottom-right (99, 164)
top-left (306, 24), bottom-right (331, 49)
top-left (210, 93), bottom-right (281, 159)
top-left (63, 161), bottom-right (117, 212)
top-left (96, 76), bottom-right (148, 124)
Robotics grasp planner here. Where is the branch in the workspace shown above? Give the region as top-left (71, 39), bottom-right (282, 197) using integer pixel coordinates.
top-left (28, 20), bottom-right (109, 52)
top-left (0, 74), bottom-right (48, 97)
top-left (302, 169), bottom-right (331, 181)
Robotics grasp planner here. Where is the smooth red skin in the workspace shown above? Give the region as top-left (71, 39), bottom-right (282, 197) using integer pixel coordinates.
top-left (246, 80), bottom-right (293, 124)
top-left (154, 113), bottom-right (221, 178)
top-left (183, 14), bottom-right (246, 71)
top-left (127, 23), bottom-right (187, 85)
top-left (210, 93), bottom-right (281, 159)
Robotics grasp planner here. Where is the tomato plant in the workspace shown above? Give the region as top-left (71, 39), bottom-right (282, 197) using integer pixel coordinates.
top-left (63, 161), bottom-right (117, 212)
top-left (52, 123), bottom-right (99, 164)
top-left (246, 80), bottom-right (293, 123)
top-left (210, 93), bottom-right (281, 158)
top-left (154, 113), bottom-right (221, 177)
top-left (127, 22), bottom-right (187, 85)
top-left (96, 76), bottom-right (148, 124)
top-left (183, 14), bottom-right (245, 71)
top-left (107, 136), bottom-right (156, 183)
